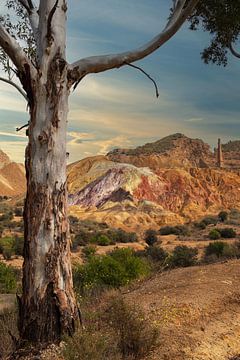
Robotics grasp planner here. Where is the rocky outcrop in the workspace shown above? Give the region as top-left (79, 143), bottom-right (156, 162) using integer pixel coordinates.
top-left (107, 133), bottom-right (215, 170)
top-left (68, 155), bottom-right (240, 231)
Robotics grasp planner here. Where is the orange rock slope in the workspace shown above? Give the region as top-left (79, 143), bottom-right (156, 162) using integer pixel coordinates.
top-left (0, 150), bottom-right (26, 196)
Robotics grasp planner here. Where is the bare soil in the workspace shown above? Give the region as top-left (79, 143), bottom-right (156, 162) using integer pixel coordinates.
top-left (124, 259), bottom-right (240, 360)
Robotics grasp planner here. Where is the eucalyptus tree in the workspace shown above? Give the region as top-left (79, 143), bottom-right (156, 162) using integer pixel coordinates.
top-left (0, 0), bottom-right (199, 346)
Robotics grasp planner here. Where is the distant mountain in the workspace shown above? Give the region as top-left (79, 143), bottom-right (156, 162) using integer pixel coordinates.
top-left (107, 133), bottom-right (215, 170)
top-left (0, 150), bottom-right (26, 196)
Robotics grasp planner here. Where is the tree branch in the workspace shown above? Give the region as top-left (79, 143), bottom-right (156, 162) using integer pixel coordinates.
top-left (16, 122), bottom-right (29, 132)
top-left (0, 24), bottom-right (34, 74)
top-left (47, 0), bottom-right (59, 44)
top-left (0, 77), bottom-right (28, 101)
top-left (68, 0), bottom-right (200, 86)
top-left (17, 0), bottom-right (39, 44)
top-left (18, 0), bottom-right (30, 12)
top-left (229, 41), bottom-right (240, 59)
top-left (125, 62), bottom-right (159, 98)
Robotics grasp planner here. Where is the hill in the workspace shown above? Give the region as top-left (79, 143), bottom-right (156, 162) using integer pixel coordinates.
top-left (68, 134), bottom-right (240, 230)
top-left (0, 150), bottom-right (25, 197)
top-left (107, 133), bottom-right (215, 169)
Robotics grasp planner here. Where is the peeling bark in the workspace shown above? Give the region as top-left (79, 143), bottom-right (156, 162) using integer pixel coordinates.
top-left (19, 61), bottom-right (79, 344)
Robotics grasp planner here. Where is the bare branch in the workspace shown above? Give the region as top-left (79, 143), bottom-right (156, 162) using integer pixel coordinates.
top-left (229, 41), bottom-right (240, 59)
top-left (0, 76), bottom-right (28, 101)
top-left (16, 122), bottom-right (29, 132)
top-left (68, 0), bottom-right (200, 86)
top-left (125, 62), bottom-right (159, 98)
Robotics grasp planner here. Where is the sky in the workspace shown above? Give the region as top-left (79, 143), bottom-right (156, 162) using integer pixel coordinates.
top-left (0, 1), bottom-right (239, 163)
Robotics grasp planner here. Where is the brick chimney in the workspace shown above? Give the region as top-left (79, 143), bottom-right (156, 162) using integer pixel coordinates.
top-left (217, 138), bottom-right (223, 168)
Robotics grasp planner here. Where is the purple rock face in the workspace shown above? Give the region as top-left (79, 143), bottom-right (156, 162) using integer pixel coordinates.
top-left (69, 168), bottom-right (129, 207)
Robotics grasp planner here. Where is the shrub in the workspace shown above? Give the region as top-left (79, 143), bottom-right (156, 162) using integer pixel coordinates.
top-left (82, 245), bottom-right (97, 260)
top-left (168, 246), bottom-right (198, 268)
top-left (0, 308), bottom-right (18, 358)
top-left (159, 226), bottom-right (177, 235)
top-left (204, 241), bottom-right (226, 258)
top-left (219, 227), bottom-right (236, 238)
top-left (194, 221), bottom-right (206, 230)
top-left (145, 246), bottom-right (168, 264)
top-left (144, 229), bottom-right (158, 246)
top-left (0, 237), bottom-right (15, 260)
top-left (159, 225), bottom-right (189, 236)
top-left (13, 236), bottom-right (24, 256)
top-left (108, 297), bottom-right (158, 359)
top-left (63, 328), bottom-right (119, 360)
top-left (202, 216), bottom-right (218, 226)
top-left (73, 249), bottom-right (150, 293)
top-left (209, 229), bottom-right (221, 240)
top-left (0, 262), bottom-right (17, 293)
top-left (218, 211), bottom-right (228, 222)
top-left (14, 207), bottom-right (23, 217)
top-left (90, 234), bottom-right (111, 246)
top-left (71, 231), bottom-right (90, 250)
top-left (107, 229), bottom-right (137, 243)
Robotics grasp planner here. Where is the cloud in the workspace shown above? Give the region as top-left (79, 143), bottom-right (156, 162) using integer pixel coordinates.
top-left (184, 117), bottom-right (204, 123)
top-left (68, 131), bottom-right (96, 145)
top-left (0, 131), bottom-right (26, 139)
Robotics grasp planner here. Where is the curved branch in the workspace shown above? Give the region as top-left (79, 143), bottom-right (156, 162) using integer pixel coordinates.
top-left (68, 0), bottom-right (200, 85)
top-left (229, 41), bottom-right (240, 59)
top-left (125, 62), bottom-right (159, 98)
top-left (0, 24), bottom-right (33, 73)
top-left (0, 77), bottom-right (28, 101)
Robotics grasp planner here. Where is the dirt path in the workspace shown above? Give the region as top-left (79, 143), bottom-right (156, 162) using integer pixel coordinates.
top-left (124, 260), bottom-right (240, 360)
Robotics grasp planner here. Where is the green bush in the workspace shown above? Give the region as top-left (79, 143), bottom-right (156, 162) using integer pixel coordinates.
top-left (204, 241), bottom-right (226, 258)
top-left (0, 237), bottom-right (24, 259)
top-left (90, 234), bottom-right (111, 246)
top-left (82, 245), bottom-right (97, 260)
top-left (0, 237), bottom-right (15, 260)
top-left (209, 229), bottom-right (221, 240)
top-left (218, 211), bottom-right (228, 222)
top-left (107, 229), bottom-right (137, 243)
top-left (144, 229), bottom-right (158, 246)
top-left (168, 246), bottom-right (198, 268)
top-left (0, 262), bottom-right (17, 293)
top-left (219, 228), bottom-right (236, 238)
top-left (73, 248), bottom-right (150, 293)
top-left (145, 246), bottom-right (168, 264)
top-left (159, 225), bottom-right (189, 236)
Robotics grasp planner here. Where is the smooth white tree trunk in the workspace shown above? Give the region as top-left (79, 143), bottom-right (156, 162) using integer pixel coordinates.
top-left (19, 62), bottom-right (78, 343)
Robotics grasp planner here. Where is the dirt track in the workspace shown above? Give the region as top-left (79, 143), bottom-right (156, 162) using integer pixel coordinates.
top-left (124, 260), bottom-right (240, 360)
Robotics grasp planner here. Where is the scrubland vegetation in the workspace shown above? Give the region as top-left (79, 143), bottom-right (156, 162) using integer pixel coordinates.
top-left (0, 204), bottom-right (240, 358)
